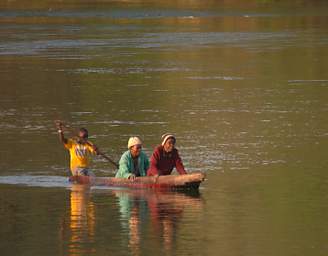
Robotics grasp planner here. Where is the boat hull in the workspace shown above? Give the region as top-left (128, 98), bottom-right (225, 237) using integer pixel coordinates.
top-left (69, 172), bottom-right (205, 191)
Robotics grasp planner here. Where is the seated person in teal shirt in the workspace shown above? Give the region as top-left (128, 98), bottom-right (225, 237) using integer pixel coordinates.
top-left (115, 137), bottom-right (149, 180)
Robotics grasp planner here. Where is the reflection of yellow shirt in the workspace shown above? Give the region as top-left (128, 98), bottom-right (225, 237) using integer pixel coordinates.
top-left (64, 139), bottom-right (95, 171)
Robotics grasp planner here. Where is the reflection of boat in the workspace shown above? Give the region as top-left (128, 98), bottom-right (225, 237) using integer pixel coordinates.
top-left (113, 189), bottom-right (203, 210)
top-left (113, 189), bottom-right (203, 255)
top-left (69, 172), bottom-right (205, 190)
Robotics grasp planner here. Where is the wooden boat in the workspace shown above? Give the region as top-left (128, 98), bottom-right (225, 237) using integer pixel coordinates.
top-left (69, 172), bottom-right (205, 191)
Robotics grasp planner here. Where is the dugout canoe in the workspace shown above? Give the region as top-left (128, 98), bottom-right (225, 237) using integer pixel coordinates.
top-left (69, 172), bottom-right (205, 190)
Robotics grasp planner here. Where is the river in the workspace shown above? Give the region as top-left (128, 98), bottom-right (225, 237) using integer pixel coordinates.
top-left (0, 1), bottom-right (328, 255)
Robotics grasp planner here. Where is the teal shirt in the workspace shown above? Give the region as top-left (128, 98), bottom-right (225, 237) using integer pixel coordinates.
top-left (115, 150), bottom-right (149, 178)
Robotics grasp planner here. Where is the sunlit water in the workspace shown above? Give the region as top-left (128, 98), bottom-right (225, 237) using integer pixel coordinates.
top-left (1, 1), bottom-right (328, 255)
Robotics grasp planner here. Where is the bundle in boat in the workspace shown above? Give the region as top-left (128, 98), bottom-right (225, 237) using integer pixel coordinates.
top-left (69, 172), bottom-right (205, 190)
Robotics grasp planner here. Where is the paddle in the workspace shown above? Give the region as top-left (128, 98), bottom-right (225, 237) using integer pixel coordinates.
top-left (83, 139), bottom-right (119, 169)
top-left (55, 120), bottom-right (119, 168)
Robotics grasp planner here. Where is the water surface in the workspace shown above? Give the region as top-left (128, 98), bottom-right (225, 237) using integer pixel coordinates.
top-left (0, 1), bottom-right (328, 255)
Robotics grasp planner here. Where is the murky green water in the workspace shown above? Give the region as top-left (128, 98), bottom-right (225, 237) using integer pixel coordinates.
top-left (1, 1), bottom-right (328, 255)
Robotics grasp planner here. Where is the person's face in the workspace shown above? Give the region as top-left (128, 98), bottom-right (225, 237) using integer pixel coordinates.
top-left (78, 131), bottom-right (88, 140)
top-left (163, 138), bottom-right (175, 152)
top-left (130, 144), bottom-right (142, 157)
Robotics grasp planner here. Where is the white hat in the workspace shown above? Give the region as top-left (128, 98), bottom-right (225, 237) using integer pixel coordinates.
top-left (161, 133), bottom-right (175, 146)
top-left (128, 136), bottom-right (142, 149)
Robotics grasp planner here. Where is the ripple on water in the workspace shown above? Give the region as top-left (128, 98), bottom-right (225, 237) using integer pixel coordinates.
top-left (0, 175), bottom-right (70, 188)
top-left (288, 79), bottom-right (328, 86)
top-left (187, 76), bottom-right (244, 80)
top-left (0, 31), bottom-right (296, 56)
top-left (70, 68), bottom-right (115, 74)
top-left (0, 9), bottom-right (213, 19)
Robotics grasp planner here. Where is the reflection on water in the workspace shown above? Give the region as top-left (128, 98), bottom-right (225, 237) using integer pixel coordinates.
top-left (65, 185), bottom-right (96, 256)
top-left (59, 185), bottom-right (203, 256)
top-left (114, 189), bottom-right (202, 255)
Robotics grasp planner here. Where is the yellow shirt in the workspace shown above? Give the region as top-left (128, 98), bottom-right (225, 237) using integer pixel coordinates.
top-left (64, 139), bottom-right (96, 171)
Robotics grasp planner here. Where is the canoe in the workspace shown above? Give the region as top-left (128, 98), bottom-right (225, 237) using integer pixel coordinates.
top-left (69, 172), bottom-right (205, 191)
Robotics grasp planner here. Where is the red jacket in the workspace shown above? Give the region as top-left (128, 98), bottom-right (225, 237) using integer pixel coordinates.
top-left (147, 145), bottom-right (187, 176)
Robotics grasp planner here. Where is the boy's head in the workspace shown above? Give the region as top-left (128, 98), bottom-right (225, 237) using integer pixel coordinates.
top-left (78, 128), bottom-right (89, 139)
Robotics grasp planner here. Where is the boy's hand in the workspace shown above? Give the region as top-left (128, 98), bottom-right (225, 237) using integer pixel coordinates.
top-left (92, 145), bottom-right (99, 154)
top-left (55, 120), bottom-right (63, 130)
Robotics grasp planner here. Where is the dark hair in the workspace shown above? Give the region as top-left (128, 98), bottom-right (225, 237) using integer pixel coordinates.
top-left (79, 128), bottom-right (89, 138)
top-left (167, 137), bottom-right (176, 144)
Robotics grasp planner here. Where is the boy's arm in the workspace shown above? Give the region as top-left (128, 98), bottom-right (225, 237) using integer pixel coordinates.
top-left (58, 130), bottom-right (68, 144)
top-left (86, 142), bottom-right (99, 155)
top-left (56, 122), bottom-right (68, 144)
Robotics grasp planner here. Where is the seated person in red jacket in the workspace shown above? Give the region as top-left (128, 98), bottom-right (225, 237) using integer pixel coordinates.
top-left (147, 133), bottom-right (187, 176)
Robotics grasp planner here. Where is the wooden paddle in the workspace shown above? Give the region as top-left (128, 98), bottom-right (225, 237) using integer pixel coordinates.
top-left (55, 120), bottom-right (119, 168)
